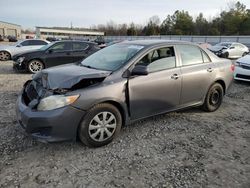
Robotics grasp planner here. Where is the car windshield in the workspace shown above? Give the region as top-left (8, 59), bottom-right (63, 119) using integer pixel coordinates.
top-left (39, 42), bottom-right (56, 50)
top-left (216, 43), bottom-right (232, 48)
top-left (10, 40), bottom-right (22, 46)
top-left (80, 43), bottom-right (144, 71)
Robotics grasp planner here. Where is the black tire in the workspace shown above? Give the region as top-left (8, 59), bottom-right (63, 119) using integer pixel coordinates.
top-left (222, 52), bottom-right (229, 58)
top-left (78, 103), bottom-right (122, 147)
top-left (27, 59), bottom-right (44, 73)
top-left (242, 52), bottom-right (248, 57)
top-left (202, 83), bottom-right (224, 112)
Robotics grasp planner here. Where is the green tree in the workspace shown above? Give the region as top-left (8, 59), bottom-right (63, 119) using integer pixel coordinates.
top-left (172, 10), bottom-right (194, 35)
top-left (220, 1), bottom-right (249, 35)
top-left (127, 23), bottom-right (137, 36)
top-left (144, 15), bottom-right (161, 35)
top-left (160, 15), bottom-right (174, 35)
top-left (195, 13), bottom-right (209, 35)
top-left (240, 10), bottom-right (250, 35)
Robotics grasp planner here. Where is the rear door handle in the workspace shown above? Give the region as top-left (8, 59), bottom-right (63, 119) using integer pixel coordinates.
top-left (207, 68), bottom-right (213, 72)
top-left (171, 74), bottom-right (179, 80)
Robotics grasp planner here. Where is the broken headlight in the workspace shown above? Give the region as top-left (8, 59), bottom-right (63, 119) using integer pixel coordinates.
top-left (37, 94), bottom-right (79, 111)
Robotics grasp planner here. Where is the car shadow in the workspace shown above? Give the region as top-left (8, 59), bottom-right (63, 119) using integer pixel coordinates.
top-left (234, 80), bottom-right (250, 86)
top-left (0, 60), bottom-right (30, 75)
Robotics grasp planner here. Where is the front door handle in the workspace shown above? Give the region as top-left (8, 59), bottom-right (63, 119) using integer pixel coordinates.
top-left (207, 68), bottom-right (213, 72)
top-left (171, 74), bottom-right (179, 80)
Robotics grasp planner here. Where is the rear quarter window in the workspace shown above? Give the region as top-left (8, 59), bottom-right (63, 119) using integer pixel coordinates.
top-left (33, 40), bottom-right (48, 45)
top-left (201, 50), bottom-right (211, 63)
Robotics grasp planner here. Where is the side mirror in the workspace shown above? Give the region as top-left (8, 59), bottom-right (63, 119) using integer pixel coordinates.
top-left (48, 49), bottom-right (54, 53)
top-left (131, 65), bottom-right (148, 76)
top-left (16, 45), bottom-right (21, 47)
top-left (230, 46), bottom-right (235, 49)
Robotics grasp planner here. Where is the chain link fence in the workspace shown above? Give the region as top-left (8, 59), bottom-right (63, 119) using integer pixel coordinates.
top-left (103, 35), bottom-right (250, 47)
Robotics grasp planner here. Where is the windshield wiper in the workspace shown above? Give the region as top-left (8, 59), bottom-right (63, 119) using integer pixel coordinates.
top-left (81, 64), bottom-right (100, 70)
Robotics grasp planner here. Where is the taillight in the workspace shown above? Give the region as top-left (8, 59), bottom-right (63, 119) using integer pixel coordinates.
top-left (231, 63), bottom-right (235, 72)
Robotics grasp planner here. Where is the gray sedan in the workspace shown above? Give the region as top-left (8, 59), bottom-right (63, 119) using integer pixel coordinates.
top-left (16, 40), bottom-right (233, 147)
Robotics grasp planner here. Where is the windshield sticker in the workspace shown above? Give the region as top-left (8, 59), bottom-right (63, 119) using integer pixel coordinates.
top-left (128, 45), bottom-right (144, 50)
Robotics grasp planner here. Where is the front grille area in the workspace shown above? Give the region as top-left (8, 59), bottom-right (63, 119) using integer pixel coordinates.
top-left (26, 83), bottom-right (38, 101)
top-left (236, 74), bottom-right (250, 80)
top-left (22, 80), bottom-right (52, 107)
top-left (22, 81), bottom-right (40, 106)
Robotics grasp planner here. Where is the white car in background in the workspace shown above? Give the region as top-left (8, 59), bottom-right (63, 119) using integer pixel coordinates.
top-left (234, 55), bottom-right (250, 82)
top-left (0, 39), bottom-right (49, 61)
top-left (209, 42), bottom-right (249, 59)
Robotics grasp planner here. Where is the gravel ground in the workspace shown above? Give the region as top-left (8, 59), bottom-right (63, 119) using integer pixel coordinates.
top-left (0, 60), bottom-right (250, 188)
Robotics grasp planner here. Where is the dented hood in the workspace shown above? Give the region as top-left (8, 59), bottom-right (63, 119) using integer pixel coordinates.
top-left (208, 45), bottom-right (227, 52)
top-left (33, 64), bottom-right (111, 90)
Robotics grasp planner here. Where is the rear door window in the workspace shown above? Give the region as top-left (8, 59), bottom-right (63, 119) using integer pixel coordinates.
top-left (72, 42), bottom-right (89, 51)
top-left (49, 42), bottom-right (71, 52)
top-left (177, 45), bottom-right (204, 66)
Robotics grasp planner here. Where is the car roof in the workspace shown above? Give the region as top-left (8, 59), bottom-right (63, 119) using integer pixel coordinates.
top-left (54, 40), bottom-right (96, 45)
top-left (17, 39), bottom-right (49, 43)
top-left (121, 40), bottom-right (195, 47)
top-left (20, 39), bottom-right (47, 41)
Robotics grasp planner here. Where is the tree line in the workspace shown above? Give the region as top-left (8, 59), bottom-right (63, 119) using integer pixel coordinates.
top-left (91, 1), bottom-right (250, 36)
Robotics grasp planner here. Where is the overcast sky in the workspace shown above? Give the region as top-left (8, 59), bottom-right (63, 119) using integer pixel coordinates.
top-left (1, 0), bottom-right (250, 29)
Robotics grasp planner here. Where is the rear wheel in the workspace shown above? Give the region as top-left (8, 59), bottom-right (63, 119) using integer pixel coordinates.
top-left (202, 83), bottom-right (224, 112)
top-left (0, 51), bottom-right (11, 61)
top-left (78, 103), bottom-right (122, 147)
top-left (28, 59), bottom-right (44, 73)
top-left (242, 52), bottom-right (248, 57)
top-left (222, 52), bottom-right (229, 58)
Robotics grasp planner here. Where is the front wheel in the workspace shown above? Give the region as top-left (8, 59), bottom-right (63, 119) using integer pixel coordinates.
top-left (222, 52), bottom-right (229, 58)
top-left (242, 52), bottom-right (248, 57)
top-left (28, 59), bottom-right (44, 73)
top-left (78, 103), bottom-right (122, 147)
top-left (0, 51), bottom-right (11, 61)
top-left (202, 83), bottom-right (224, 112)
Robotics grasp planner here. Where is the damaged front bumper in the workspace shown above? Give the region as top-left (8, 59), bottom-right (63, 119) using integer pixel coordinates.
top-left (16, 90), bottom-right (86, 143)
top-left (13, 60), bottom-right (26, 71)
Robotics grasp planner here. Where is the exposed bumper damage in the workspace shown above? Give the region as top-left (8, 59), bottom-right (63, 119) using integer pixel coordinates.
top-left (16, 94), bottom-right (85, 142)
top-left (16, 64), bottom-right (111, 142)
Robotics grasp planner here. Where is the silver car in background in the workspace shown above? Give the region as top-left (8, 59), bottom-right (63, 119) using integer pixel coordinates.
top-left (16, 40), bottom-right (234, 147)
top-left (0, 39), bottom-right (49, 61)
top-left (234, 54), bottom-right (250, 82)
top-left (209, 42), bottom-right (249, 59)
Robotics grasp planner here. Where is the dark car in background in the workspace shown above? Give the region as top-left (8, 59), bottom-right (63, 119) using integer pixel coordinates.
top-left (0, 35), bottom-right (4, 41)
top-left (7, 35), bottom-right (18, 42)
top-left (13, 40), bottom-right (100, 73)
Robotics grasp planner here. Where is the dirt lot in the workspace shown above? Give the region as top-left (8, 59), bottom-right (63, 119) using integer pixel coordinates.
top-left (0, 60), bottom-right (250, 188)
